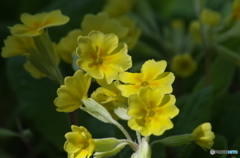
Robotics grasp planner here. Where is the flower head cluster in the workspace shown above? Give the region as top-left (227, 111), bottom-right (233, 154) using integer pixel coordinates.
top-left (9, 10), bottom-right (69, 37)
top-left (127, 87), bottom-right (179, 136)
top-left (76, 31), bottom-right (132, 84)
top-left (171, 53), bottom-right (197, 78)
top-left (191, 123), bottom-right (215, 150)
top-left (64, 126), bottom-right (95, 158)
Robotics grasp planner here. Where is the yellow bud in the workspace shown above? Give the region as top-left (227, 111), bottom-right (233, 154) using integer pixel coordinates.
top-left (201, 8), bottom-right (222, 27)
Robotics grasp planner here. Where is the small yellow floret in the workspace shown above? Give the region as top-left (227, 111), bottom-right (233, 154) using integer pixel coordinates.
top-left (64, 125), bottom-right (95, 158)
top-left (232, 0), bottom-right (240, 20)
top-left (54, 70), bottom-right (91, 112)
top-left (171, 53), bottom-right (197, 78)
top-left (191, 123), bottom-right (215, 150)
top-left (9, 10), bottom-right (69, 36)
top-left (118, 59), bottom-right (174, 97)
top-left (201, 8), bottom-right (222, 27)
top-left (77, 31), bottom-right (132, 84)
top-left (127, 87), bottom-right (179, 136)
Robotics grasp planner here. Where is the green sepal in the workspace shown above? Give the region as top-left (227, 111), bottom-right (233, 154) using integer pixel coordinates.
top-left (94, 138), bottom-right (129, 158)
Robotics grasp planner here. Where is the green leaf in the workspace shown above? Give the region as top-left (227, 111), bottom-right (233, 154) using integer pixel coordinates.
top-left (194, 55), bottom-right (236, 98)
top-left (214, 45), bottom-right (240, 64)
top-left (174, 86), bottom-right (213, 134)
top-left (6, 56), bottom-right (69, 151)
top-left (0, 128), bottom-right (20, 139)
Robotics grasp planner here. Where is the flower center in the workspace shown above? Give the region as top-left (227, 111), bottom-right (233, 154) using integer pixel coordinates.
top-left (141, 81), bottom-right (149, 87)
top-left (95, 58), bottom-right (103, 65)
top-left (148, 110), bottom-right (155, 117)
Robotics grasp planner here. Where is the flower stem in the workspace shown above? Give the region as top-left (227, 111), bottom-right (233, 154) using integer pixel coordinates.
top-left (70, 111), bottom-right (78, 125)
top-left (114, 121), bottom-right (138, 151)
top-left (16, 118), bottom-right (37, 158)
top-left (136, 131), bottom-right (142, 144)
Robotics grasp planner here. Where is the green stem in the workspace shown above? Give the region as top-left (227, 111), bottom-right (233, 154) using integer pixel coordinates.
top-left (70, 111), bottom-right (78, 125)
top-left (114, 121), bottom-right (138, 151)
top-left (136, 131), bottom-right (142, 144)
top-left (16, 118), bottom-right (37, 158)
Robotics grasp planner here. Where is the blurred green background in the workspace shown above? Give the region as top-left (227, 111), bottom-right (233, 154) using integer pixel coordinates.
top-left (0, 0), bottom-right (240, 158)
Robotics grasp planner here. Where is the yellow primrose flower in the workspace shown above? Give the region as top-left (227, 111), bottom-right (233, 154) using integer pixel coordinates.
top-left (54, 70), bottom-right (91, 112)
top-left (1, 36), bottom-right (35, 58)
top-left (103, 0), bottom-right (136, 18)
top-left (232, 0), bottom-right (240, 20)
top-left (91, 81), bottom-right (127, 119)
top-left (23, 61), bottom-right (46, 79)
top-left (56, 29), bottom-right (82, 63)
top-left (64, 125), bottom-right (95, 158)
top-left (171, 19), bottom-right (185, 29)
top-left (127, 87), bottom-right (179, 136)
top-left (189, 20), bottom-right (201, 44)
top-left (76, 31), bottom-right (132, 84)
top-left (191, 123), bottom-right (215, 150)
top-left (201, 8), bottom-right (222, 27)
top-left (117, 16), bottom-right (142, 49)
top-left (118, 59), bottom-right (174, 97)
top-left (81, 12), bottom-right (128, 39)
top-left (171, 53), bottom-right (197, 78)
top-left (9, 10), bottom-right (69, 37)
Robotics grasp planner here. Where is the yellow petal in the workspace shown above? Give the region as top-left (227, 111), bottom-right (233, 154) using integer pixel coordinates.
top-left (118, 84), bottom-right (141, 97)
top-left (119, 72), bottom-right (143, 84)
top-left (150, 116), bottom-right (173, 136)
top-left (64, 141), bottom-right (80, 153)
top-left (141, 60), bottom-right (167, 81)
top-left (65, 132), bottom-right (88, 149)
top-left (138, 87), bottom-right (164, 109)
top-left (157, 95), bottom-right (179, 118)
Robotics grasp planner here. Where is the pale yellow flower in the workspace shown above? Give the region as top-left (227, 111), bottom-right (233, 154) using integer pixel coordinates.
top-left (9, 10), bottom-right (69, 36)
top-left (76, 31), bottom-right (132, 84)
top-left (81, 12), bottom-right (128, 39)
top-left (64, 125), bottom-right (95, 158)
top-left (189, 20), bottom-right (201, 44)
top-left (171, 53), bottom-right (197, 78)
top-left (103, 0), bottom-right (136, 18)
top-left (201, 8), bottom-right (222, 27)
top-left (54, 70), bottom-right (91, 112)
top-left (128, 87), bottom-right (179, 136)
top-left (23, 61), bottom-right (46, 79)
top-left (118, 60), bottom-right (174, 97)
top-left (91, 81), bottom-right (127, 119)
top-left (191, 123), bottom-right (215, 150)
top-left (232, 0), bottom-right (240, 20)
top-left (56, 29), bottom-right (82, 63)
top-left (117, 16), bottom-right (142, 49)
top-left (1, 36), bottom-right (35, 58)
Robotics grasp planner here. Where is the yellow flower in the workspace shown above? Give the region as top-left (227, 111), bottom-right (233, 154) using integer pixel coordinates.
top-left (201, 8), bottom-right (222, 27)
top-left (232, 0), bottom-right (240, 20)
top-left (189, 20), bottom-right (201, 44)
top-left (64, 125), bottom-right (95, 158)
top-left (56, 29), bottom-right (82, 64)
top-left (191, 123), bottom-right (215, 150)
top-left (23, 61), bottom-right (46, 79)
top-left (1, 36), bottom-right (35, 58)
top-left (81, 12), bottom-right (128, 39)
top-left (171, 53), bottom-right (197, 78)
top-left (91, 81), bottom-right (127, 119)
top-left (127, 87), bottom-right (179, 136)
top-left (54, 70), bottom-right (91, 112)
top-left (118, 60), bottom-right (174, 97)
top-left (76, 31), bottom-right (132, 84)
top-left (103, 0), bottom-right (136, 18)
top-left (171, 19), bottom-right (185, 29)
top-left (9, 10), bottom-right (69, 37)
top-left (117, 16), bottom-right (142, 49)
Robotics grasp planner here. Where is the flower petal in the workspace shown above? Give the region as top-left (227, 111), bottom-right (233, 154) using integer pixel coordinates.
top-left (141, 60), bottom-right (167, 81)
top-left (138, 87), bottom-right (164, 109)
top-left (118, 84), bottom-right (141, 97)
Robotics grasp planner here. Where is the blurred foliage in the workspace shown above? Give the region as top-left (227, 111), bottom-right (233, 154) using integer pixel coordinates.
top-left (0, 0), bottom-right (240, 158)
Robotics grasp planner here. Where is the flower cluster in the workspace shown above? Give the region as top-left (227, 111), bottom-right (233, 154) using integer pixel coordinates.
top-left (2, 0), bottom-right (220, 157)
